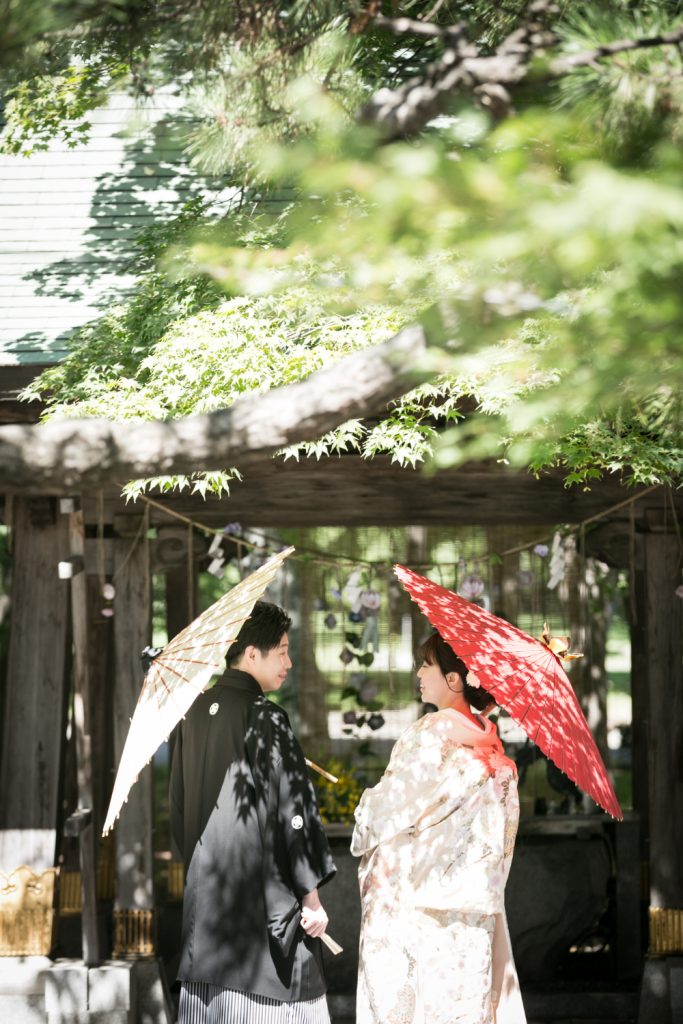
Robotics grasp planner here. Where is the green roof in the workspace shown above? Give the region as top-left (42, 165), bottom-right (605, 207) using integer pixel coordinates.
top-left (0, 90), bottom-right (235, 366)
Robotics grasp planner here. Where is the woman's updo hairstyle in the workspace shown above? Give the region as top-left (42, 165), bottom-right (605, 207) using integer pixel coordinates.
top-left (417, 631), bottom-right (495, 713)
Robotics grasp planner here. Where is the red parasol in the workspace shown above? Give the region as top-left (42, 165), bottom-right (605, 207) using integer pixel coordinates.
top-left (394, 563), bottom-right (622, 820)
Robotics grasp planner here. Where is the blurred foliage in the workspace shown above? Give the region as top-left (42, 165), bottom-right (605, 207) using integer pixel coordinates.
top-left (1, 57), bottom-right (126, 156)
top-left (311, 757), bottom-right (364, 824)
top-left (7, 0), bottom-right (683, 491)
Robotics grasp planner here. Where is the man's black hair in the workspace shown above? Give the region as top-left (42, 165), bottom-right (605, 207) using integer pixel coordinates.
top-left (227, 600), bottom-right (292, 667)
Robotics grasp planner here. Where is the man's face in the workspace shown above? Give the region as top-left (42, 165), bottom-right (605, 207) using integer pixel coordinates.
top-left (244, 634), bottom-right (292, 693)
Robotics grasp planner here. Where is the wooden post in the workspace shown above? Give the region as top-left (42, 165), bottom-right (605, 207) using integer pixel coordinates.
top-left (297, 560), bottom-right (330, 753)
top-left (154, 525), bottom-right (201, 641)
top-left (112, 515), bottom-right (155, 956)
top-left (643, 531), bottom-right (683, 948)
top-left (66, 505), bottom-right (100, 965)
top-left (0, 497), bottom-right (70, 873)
top-left (636, 527), bottom-right (683, 1024)
top-left (84, 575), bottom-right (115, 842)
top-left (561, 536), bottom-right (609, 768)
top-left (165, 565), bottom-right (194, 641)
top-left (486, 527), bottom-right (520, 625)
top-left (629, 535), bottom-right (650, 874)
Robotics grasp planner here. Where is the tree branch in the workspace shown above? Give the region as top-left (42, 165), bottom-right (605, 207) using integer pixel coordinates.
top-left (361, 2), bottom-right (683, 140)
top-left (370, 15), bottom-right (468, 42)
top-left (549, 26), bottom-right (683, 75)
top-left (0, 324), bottom-right (429, 494)
top-left (360, 3), bottom-right (558, 137)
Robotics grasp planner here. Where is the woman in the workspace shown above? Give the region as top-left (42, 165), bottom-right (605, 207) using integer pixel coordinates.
top-left (351, 631), bottom-right (526, 1024)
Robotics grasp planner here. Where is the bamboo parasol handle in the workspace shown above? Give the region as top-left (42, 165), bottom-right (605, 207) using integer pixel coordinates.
top-left (320, 932), bottom-right (343, 955)
top-left (305, 758), bottom-right (339, 784)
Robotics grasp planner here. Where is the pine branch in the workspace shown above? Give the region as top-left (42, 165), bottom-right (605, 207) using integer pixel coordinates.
top-left (360, 2), bottom-right (558, 136)
top-left (370, 15), bottom-right (468, 42)
top-left (360, 2), bottom-right (683, 139)
top-left (549, 25), bottom-right (683, 75)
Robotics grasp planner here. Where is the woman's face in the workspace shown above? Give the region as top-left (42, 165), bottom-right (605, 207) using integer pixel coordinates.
top-left (417, 657), bottom-right (460, 708)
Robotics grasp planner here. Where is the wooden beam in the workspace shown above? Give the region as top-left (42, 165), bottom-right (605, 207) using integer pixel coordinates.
top-left (93, 459), bottom-right (667, 531)
top-left (0, 498), bottom-right (70, 871)
top-left (0, 365), bottom-right (47, 425)
top-left (0, 325), bottom-right (429, 492)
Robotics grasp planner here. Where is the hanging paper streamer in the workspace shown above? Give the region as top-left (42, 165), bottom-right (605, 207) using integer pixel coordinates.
top-left (207, 533), bottom-right (226, 579)
top-left (359, 588), bottom-right (381, 652)
top-left (547, 532), bottom-right (566, 590)
top-left (343, 569), bottom-right (363, 612)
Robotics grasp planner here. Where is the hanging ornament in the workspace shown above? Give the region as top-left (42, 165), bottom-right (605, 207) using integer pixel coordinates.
top-left (517, 569), bottom-right (534, 588)
top-left (331, 587), bottom-right (342, 601)
top-left (367, 713), bottom-right (385, 731)
top-left (547, 532), bottom-right (566, 590)
top-left (675, 585), bottom-right (683, 600)
top-left (343, 569), bottom-right (363, 611)
top-left (359, 588), bottom-right (381, 652)
top-left (223, 522), bottom-right (242, 536)
top-left (324, 613), bottom-right (337, 630)
top-left (314, 597), bottom-right (328, 611)
top-left (339, 647), bottom-right (354, 665)
top-left (534, 544), bottom-right (549, 558)
top-left (359, 679), bottom-right (379, 704)
top-left (388, 579), bottom-right (401, 609)
top-left (343, 710), bottom-right (358, 725)
top-left (101, 580), bottom-right (116, 618)
top-left (459, 574), bottom-right (485, 600)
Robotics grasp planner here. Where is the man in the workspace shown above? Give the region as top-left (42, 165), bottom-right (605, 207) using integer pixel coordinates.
top-left (170, 601), bottom-right (336, 1024)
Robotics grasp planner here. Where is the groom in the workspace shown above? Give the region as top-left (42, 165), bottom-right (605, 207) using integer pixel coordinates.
top-left (170, 600), bottom-right (336, 1022)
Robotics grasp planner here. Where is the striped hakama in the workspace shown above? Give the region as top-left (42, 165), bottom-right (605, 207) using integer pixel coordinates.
top-left (178, 982), bottom-right (331, 1024)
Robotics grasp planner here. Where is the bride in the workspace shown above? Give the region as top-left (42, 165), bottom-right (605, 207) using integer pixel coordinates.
top-left (351, 630), bottom-right (526, 1024)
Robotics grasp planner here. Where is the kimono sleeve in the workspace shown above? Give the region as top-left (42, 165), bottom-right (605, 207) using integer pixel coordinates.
top-left (269, 705), bottom-right (336, 899)
top-left (246, 702), bottom-right (336, 956)
top-left (351, 714), bottom-right (493, 857)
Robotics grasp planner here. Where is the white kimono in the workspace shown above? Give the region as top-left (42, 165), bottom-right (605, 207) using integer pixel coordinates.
top-left (351, 709), bottom-right (526, 1024)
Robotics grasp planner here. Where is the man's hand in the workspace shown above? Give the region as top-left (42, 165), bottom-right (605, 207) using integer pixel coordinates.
top-left (301, 888), bottom-right (328, 938)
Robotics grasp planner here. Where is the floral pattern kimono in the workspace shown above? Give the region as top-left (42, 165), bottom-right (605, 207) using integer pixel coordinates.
top-left (351, 709), bottom-right (526, 1024)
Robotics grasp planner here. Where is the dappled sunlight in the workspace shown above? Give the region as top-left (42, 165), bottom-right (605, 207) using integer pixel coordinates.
top-left (394, 564), bottom-right (622, 820)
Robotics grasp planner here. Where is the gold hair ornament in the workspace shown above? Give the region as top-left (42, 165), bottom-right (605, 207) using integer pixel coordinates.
top-left (540, 622), bottom-right (583, 661)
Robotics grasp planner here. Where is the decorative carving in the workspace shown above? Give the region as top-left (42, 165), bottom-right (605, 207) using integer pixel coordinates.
top-left (151, 526), bottom-right (208, 571)
top-left (113, 908), bottom-right (157, 958)
top-left (0, 865), bottom-right (58, 956)
top-left (58, 870), bottom-right (82, 916)
top-left (167, 862), bottom-right (185, 902)
top-left (650, 907), bottom-right (683, 955)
